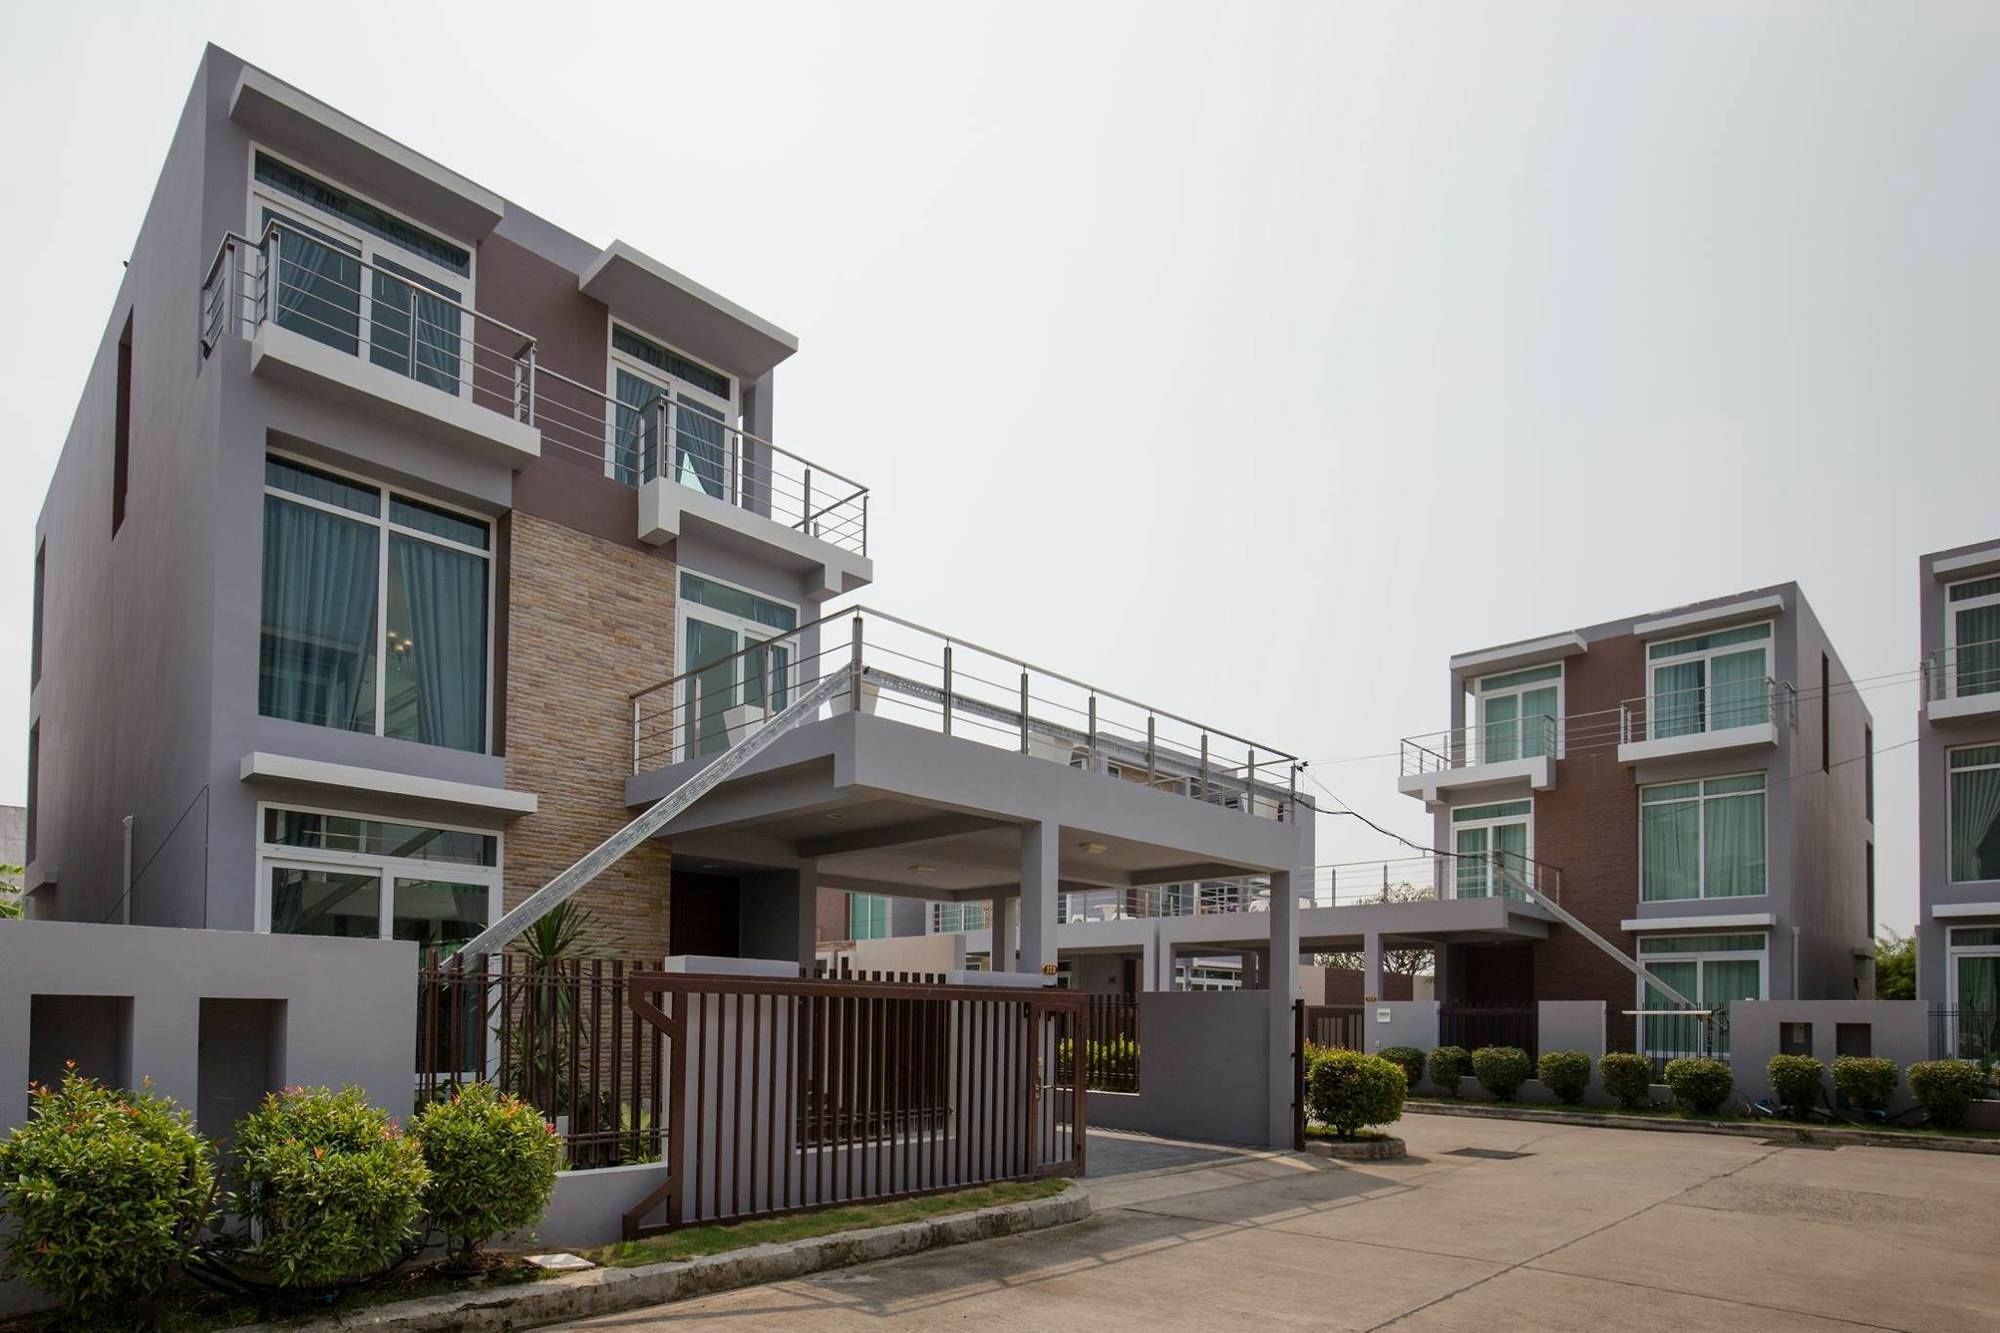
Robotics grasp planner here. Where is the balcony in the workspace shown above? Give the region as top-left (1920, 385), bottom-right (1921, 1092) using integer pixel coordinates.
top-left (629, 605), bottom-right (1305, 825)
top-left (1923, 639), bottom-right (2000, 723)
top-left (202, 223), bottom-right (540, 464)
top-left (201, 223), bottom-right (870, 593)
top-left (1398, 715), bottom-right (1558, 805)
top-left (1309, 852), bottom-right (1561, 909)
top-left (1617, 677), bottom-right (1791, 765)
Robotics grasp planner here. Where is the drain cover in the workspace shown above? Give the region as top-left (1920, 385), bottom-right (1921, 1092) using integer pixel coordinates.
top-left (1446, 1147), bottom-right (1531, 1160)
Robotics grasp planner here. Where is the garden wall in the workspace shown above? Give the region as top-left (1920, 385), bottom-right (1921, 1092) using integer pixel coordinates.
top-left (1088, 989), bottom-right (1270, 1145)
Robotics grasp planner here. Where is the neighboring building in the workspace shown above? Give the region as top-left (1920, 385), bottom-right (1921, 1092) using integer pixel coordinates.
top-left (1393, 583), bottom-right (1874, 1050)
top-left (25, 42), bottom-right (1311, 1133)
top-left (1916, 540), bottom-right (2000, 1045)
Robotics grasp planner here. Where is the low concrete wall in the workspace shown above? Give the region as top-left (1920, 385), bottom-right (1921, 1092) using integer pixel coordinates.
top-left (540, 1162), bottom-right (672, 1248)
top-left (1361, 1001), bottom-right (1439, 1062)
top-left (1088, 990), bottom-right (1270, 1145)
top-left (1729, 1000), bottom-right (1932, 1111)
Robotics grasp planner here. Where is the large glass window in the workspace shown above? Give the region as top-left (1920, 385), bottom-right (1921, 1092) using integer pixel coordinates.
top-left (607, 324), bottom-right (734, 492)
top-left (678, 573), bottom-right (797, 760)
top-left (1640, 774), bottom-right (1766, 900)
top-left (849, 893), bottom-right (888, 941)
top-left (1474, 664), bottom-right (1561, 763)
top-left (1647, 623), bottom-right (1772, 738)
top-left (1638, 932), bottom-right (1765, 1057)
top-left (260, 455), bottom-right (490, 753)
top-left (1949, 746), bottom-right (2000, 883)
top-left (1948, 577), bottom-right (2000, 700)
top-left (932, 901), bottom-right (988, 933)
top-left (1947, 927), bottom-right (2000, 1061)
top-left (1451, 799), bottom-right (1531, 899)
top-left (260, 805), bottom-right (499, 952)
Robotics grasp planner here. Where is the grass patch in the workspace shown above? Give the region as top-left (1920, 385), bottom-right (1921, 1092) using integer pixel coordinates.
top-left (1407, 1096), bottom-right (2000, 1139)
top-left (586, 1178), bottom-right (1071, 1269)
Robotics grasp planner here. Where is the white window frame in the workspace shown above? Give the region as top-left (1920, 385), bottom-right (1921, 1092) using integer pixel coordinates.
top-left (605, 317), bottom-right (739, 487)
top-left (1947, 744), bottom-right (2000, 885)
top-left (675, 569), bottom-right (800, 747)
top-left (1449, 799), bottom-right (1533, 899)
top-left (1471, 662), bottom-right (1565, 761)
top-left (1637, 771), bottom-right (1769, 902)
top-left (252, 800), bottom-right (503, 940)
top-left (263, 447), bottom-right (496, 753)
top-left (1645, 621), bottom-right (1774, 736)
top-left (1945, 576), bottom-right (2000, 699)
top-left (245, 144), bottom-right (478, 402)
top-left (848, 892), bottom-right (889, 941)
top-left (1946, 926), bottom-right (2000, 1008)
top-left (1634, 932), bottom-right (1769, 1040)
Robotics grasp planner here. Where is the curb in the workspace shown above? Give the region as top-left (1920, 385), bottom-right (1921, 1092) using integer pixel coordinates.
top-left (1407, 1102), bottom-right (2000, 1155)
top-left (1304, 1136), bottom-right (1407, 1161)
top-left (231, 1184), bottom-right (1091, 1333)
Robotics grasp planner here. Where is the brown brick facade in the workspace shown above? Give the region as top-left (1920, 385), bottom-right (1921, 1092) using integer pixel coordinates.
top-left (1527, 634), bottom-right (1645, 1049)
top-left (501, 511), bottom-right (675, 960)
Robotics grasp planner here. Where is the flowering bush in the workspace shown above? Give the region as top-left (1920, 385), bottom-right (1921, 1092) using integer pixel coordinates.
top-left (233, 1086), bottom-right (428, 1286)
top-left (0, 1067), bottom-right (216, 1318)
top-left (411, 1083), bottom-right (563, 1262)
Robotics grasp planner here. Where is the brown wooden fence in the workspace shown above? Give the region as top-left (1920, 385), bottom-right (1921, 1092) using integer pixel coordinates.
top-left (1072, 994), bottom-right (1140, 1092)
top-left (1301, 1004), bottom-right (1364, 1052)
top-left (620, 972), bottom-right (1087, 1237)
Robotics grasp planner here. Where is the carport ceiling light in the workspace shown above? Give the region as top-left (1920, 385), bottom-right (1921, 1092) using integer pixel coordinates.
top-left (1078, 841), bottom-right (1107, 855)
top-left (909, 864), bottom-right (936, 874)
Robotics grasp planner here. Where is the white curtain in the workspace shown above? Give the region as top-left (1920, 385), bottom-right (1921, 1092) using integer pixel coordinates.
top-left (1704, 788), bottom-right (1766, 897)
top-left (388, 535), bottom-right (487, 752)
top-left (260, 496), bottom-right (378, 731)
top-left (1951, 763), bottom-right (2000, 881)
top-left (1641, 799), bottom-right (1700, 900)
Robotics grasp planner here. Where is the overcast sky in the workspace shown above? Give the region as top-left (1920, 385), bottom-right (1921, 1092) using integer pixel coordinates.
top-left (3, 1), bottom-right (1996, 932)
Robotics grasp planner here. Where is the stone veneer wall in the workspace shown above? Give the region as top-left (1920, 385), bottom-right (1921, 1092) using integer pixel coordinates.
top-left (502, 511), bottom-right (674, 960)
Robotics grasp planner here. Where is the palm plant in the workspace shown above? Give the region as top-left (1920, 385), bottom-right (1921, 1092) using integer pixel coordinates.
top-left (503, 902), bottom-right (594, 1120)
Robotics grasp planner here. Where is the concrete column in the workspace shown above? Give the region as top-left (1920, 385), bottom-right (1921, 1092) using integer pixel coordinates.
top-left (1018, 821), bottom-right (1058, 979)
top-left (992, 894), bottom-right (1019, 972)
top-left (793, 861), bottom-right (820, 974)
top-left (1266, 868), bottom-right (1300, 1147)
top-left (1362, 932), bottom-right (1384, 1003)
top-left (1139, 927), bottom-right (1159, 993)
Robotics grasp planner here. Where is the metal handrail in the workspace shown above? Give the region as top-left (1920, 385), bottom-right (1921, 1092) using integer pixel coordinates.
top-left (1924, 638), bottom-right (2000, 702)
top-left (1618, 676), bottom-right (1790, 744)
top-left (1400, 712), bottom-right (1561, 777)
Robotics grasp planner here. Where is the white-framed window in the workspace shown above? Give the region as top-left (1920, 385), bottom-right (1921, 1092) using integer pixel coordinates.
top-left (1946, 576), bottom-right (2000, 700)
top-left (1450, 799), bottom-right (1531, 899)
top-left (260, 451), bottom-right (494, 753)
top-left (1636, 931), bottom-right (1766, 1056)
top-left (246, 146), bottom-right (476, 400)
top-left (1639, 773), bottom-right (1767, 901)
top-left (254, 803), bottom-right (502, 953)
top-left (606, 321), bottom-right (737, 489)
top-left (1472, 663), bottom-right (1563, 763)
top-left (1646, 621), bottom-right (1772, 738)
top-left (677, 570), bottom-right (798, 760)
top-left (1948, 745), bottom-right (2000, 884)
top-left (1945, 926), bottom-right (2000, 1061)
top-left (849, 892), bottom-right (888, 941)
top-left (930, 901), bottom-right (988, 934)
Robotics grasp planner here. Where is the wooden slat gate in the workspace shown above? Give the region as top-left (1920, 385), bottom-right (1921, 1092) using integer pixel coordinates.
top-left (621, 973), bottom-right (1087, 1238)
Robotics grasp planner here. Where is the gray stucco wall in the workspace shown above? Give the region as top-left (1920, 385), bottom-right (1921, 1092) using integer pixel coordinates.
top-left (1728, 999), bottom-right (1931, 1111)
top-left (1087, 990), bottom-right (1271, 1145)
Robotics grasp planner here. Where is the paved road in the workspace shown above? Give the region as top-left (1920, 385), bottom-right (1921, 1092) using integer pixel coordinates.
top-left (563, 1113), bottom-right (2000, 1330)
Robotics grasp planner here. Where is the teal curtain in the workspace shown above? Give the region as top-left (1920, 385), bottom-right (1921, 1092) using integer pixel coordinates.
top-left (268, 212), bottom-right (360, 354)
top-left (613, 369), bottom-right (661, 485)
top-left (744, 640), bottom-right (791, 711)
top-left (1956, 956), bottom-right (2000, 1059)
top-left (1703, 788), bottom-right (1766, 897)
top-left (1480, 694), bottom-right (1519, 763)
top-left (1958, 605), bottom-right (2000, 698)
top-left (1653, 662), bottom-right (1705, 737)
top-left (1643, 962), bottom-right (1699, 1053)
top-left (1703, 958), bottom-right (1761, 1057)
top-left (1455, 827), bottom-right (1490, 898)
top-left (674, 398), bottom-right (728, 498)
top-left (369, 260), bottom-right (462, 395)
top-left (684, 618), bottom-right (739, 759)
top-left (1492, 822), bottom-right (1528, 898)
top-left (1519, 685), bottom-right (1558, 758)
top-left (385, 535), bottom-right (487, 752)
top-left (1709, 649), bottom-right (1766, 729)
top-left (1951, 762), bottom-right (2000, 881)
top-left (1641, 798), bottom-right (1700, 900)
top-left (260, 495), bottom-right (378, 732)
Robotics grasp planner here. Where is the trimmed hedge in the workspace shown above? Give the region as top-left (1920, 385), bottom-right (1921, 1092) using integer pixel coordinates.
top-left (0, 1068), bottom-right (217, 1319)
top-left (1766, 1054), bottom-right (1826, 1118)
top-left (1471, 1046), bottom-right (1531, 1102)
top-left (1831, 1056), bottom-right (1898, 1112)
top-left (1664, 1057), bottom-right (1734, 1114)
top-left (1907, 1060), bottom-right (1988, 1128)
top-left (235, 1086), bottom-right (430, 1287)
top-left (411, 1083), bottom-right (563, 1263)
top-left (1426, 1045), bottom-right (1472, 1098)
top-left (1536, 1050), bottom-right (1592, 1105)
top-left (1599, 1053), bottom-right (1654, 1109)
top-left (1305, 1049), bottom-right (1407, 1138)
top-left (1379, 1046), bottom-right (1428, 1091)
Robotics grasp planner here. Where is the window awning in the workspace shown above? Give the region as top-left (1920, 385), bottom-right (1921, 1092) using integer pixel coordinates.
top-left (581, 241), bottom-right (799, 382)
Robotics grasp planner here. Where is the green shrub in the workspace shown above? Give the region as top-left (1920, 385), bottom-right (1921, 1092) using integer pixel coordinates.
top-left (1471, 1046), bottom-right (1531, 1101)
top-left (1378, 1046), bottom-right (1428, 1091)
top-left (1907, 1060), bottom-right (1988, 1129)
top-left (412, 1083), bottom-right (563, 1262)
top-left (0, 1068), bottom-right (216, 1318)
top-left (1305, 1049), bottom-right (1406, 1138)
top-left (1663, 1057), bottom-right (1734, 1114)
top-left (1599, 1052), bottom-right (1654, 1110)
top-left (234, 1086), bottom-right (429, 1286)
top-left (1831, 1055), bottom-right (1898, 1111)
top-left (1536, 1050), bottom-right (1592, 1105)
top-left (1426, 1045), bottom-right (1471, 1097)
top-left (1765, 1055), bottom-right (1826, 1118)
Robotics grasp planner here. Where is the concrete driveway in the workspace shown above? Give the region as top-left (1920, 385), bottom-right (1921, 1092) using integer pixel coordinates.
top-left (563, 1113), bottom-right (2000, 1331)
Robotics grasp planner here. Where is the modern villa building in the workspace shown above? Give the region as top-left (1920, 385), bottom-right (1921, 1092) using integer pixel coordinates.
top-left (23, 38), bottom-right (1313, 1091)
top-left (1916, 539), bottom-right (2000, 1049)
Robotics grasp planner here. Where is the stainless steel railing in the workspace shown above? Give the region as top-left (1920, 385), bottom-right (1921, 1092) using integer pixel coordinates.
top-left (1619, 676), bottom-right (1793, 745)
top-left (1924, 639), bottom-right (2000, 703)
top-left (1400, 713), bottom-right (1560, 778)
